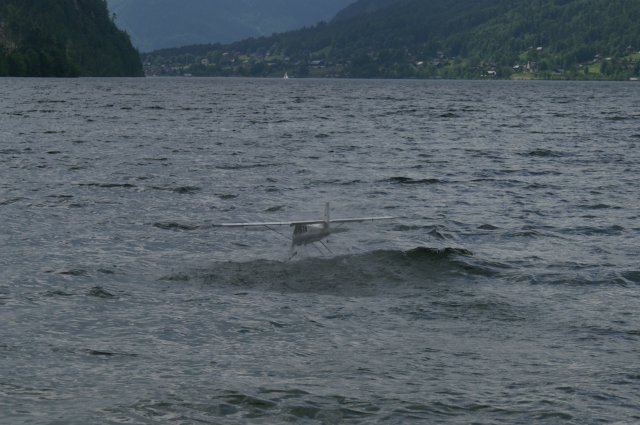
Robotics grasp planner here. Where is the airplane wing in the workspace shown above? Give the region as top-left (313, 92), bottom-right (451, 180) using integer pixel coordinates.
top-left (215, 203), bottom-right (394, 228)
top-left (214, 221), bottom-right (299, 227)
top-left (329, 216), bottom-right (395, 224)
top-left (215, 216), bottom-right (394, 227)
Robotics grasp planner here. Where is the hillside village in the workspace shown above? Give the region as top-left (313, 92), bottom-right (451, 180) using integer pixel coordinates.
top-left (140, 0), bottom-right (640, 81)
top-left (143, 45), bottom-right (640, 80)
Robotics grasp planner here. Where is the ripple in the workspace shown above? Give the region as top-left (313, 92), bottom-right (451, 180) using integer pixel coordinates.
top-left (621, 271), bottom-right (640, 284)
top-left (84, 349), bottom-right (138, 358)
top-left (53, 269), bottom-right (88, 276)
top-left (0, 197), bottom-right (26, 206)
top-left (478, 224), bottom-right (499, 230)
top-left (580, 203), bottom-right (620, 210)
top-left (152, 221), bottom-right (201, 231)
top-left (562, 225), bottom-right (625, 236)
top-left (78, 182), bottom-right (137, 189)
top-left (150, 185), bottom-right (202, 194)
top-left (87, 286), bottom-right (115, 298)
top-left (524, 149), bottom-right (564, 157)
top-left (385, 176), bottom-right (443, 185)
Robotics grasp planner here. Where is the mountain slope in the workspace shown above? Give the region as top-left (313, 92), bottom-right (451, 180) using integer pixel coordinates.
top-left (0, 0), bottom-right (142, 77)
top-left (143, 0), bottom-right (640, 80)
top-left (332, 0), bottom-right (402, 21)
top-left (107, 0), bottom-right (354, 52)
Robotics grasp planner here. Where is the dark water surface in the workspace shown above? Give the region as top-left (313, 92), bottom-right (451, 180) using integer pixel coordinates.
top-left (1, 77), bottom-right (639, 424)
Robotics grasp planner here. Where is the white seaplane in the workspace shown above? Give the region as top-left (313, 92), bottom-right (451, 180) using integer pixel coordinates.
top-left (216, 202), bottom-right (394, 257)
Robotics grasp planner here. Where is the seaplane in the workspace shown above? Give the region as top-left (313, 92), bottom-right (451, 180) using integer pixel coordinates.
top-left (215, 202), bottom-right (394, 257)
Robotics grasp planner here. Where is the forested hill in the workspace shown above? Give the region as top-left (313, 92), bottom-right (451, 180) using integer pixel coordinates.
top-left (143, 0), bottom-right (640, 80)
top-left (0, 0), bottom-right (143, 77)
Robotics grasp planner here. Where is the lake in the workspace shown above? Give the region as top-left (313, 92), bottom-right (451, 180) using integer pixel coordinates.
top-left (1, 77), bottom-right (639, 424)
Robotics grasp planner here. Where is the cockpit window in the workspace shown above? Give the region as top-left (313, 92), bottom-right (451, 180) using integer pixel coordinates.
top-left (294, 224), bottom-right (308, 235)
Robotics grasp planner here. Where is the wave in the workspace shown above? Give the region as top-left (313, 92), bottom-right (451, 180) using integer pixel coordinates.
top-left (159, 245), bottom-right (636, 292)
top-left (125, 389), bottom-right (380, 424)
top-left (162, 247), bottom-right (501, 296)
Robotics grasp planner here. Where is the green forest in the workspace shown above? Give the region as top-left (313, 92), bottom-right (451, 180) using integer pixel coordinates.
top-left (0, 0), bottom-right (142, 77)
top-left (143, 0), bottom-right (640, 80)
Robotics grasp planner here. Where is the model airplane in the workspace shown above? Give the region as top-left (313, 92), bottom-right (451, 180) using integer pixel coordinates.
top-left (215, 202), bottom-right (394, 255)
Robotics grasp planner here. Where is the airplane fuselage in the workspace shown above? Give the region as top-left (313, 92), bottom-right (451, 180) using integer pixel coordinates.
top-left (291, 223), bottom-right (330, 246)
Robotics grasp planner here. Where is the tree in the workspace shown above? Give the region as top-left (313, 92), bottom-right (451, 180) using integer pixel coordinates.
top-left (0, 0), bottom-right (142, 77)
